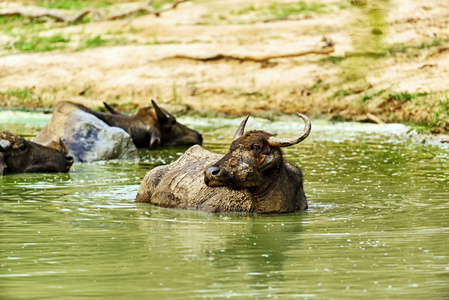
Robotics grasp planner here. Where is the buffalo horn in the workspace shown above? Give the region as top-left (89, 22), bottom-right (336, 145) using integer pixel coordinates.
top-left (233, 115), bottom-right (250, 140)
top-left (103, 102), bottom-right (125, 115)
top-left (151, 100), bottom-right (169, 122)
top-left (0, 140), bottom-right (11, 151)
top-left (267, 113), bottom-right (311, 147)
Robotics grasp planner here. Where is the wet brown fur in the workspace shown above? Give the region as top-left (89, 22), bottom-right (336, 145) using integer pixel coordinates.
top-left (0, 132), bottom-right (73, 175)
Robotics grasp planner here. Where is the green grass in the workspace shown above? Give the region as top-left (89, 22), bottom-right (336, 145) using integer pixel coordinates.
top-left (232, 1), bottom-right (326, 19)
top-left (322, 55), bottom-right (346, 64)
top-left (410, 96), bottom-right (449, 133)
top-left (76, 34), bottom-right (129, 51)
top-left (0, 88), bottom-right (43, 106)
top-left (10, 34), bottom-right (70, 52)
top-left (362, 89), bottom-right (386, 101)
top-left (309, 81), bottom-right (330, 92)
top-left (388, 91), bottom-right (428, 102)
top-left (1, 88), bottom-right (33, 101)
top-left (266, 1), bottom-right (325, 18)
top-left (36, 0), bottom-right (113, 10)
top-left (0, 15), bottom-right (51, 35)
top-left (388, 39), bottom-right (449, 54)
top-left (332, 88), bottom-right (356, 98)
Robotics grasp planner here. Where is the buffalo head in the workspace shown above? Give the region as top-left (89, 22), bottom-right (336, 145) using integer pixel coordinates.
top-left (102, 100), bottom-right (203, 149)
top-left (0, 132), bottom-right (73, 175)
top-left (204, 113), bottom-right (311, 191)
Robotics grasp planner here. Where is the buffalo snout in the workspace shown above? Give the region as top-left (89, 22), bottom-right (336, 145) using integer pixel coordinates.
top-left (204, 165), bottom-right (225, 187)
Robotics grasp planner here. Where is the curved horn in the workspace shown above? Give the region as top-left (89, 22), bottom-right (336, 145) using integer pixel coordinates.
top-left (268, 113), bottom-right (311, 147)
top-left (0, 140), bottom-right (11, 151)
top-left (233, 115), bottom-right (250, 141)
top-left (103, 102), bottom-right (124, 115)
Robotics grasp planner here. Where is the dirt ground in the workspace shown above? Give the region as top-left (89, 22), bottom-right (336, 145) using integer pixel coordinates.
top-left (1, 0), bottom-right (449, 134)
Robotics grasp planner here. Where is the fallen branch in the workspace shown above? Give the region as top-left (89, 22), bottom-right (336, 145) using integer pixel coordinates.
top-left (165, 47), bottom-right (335, 63)
top-left (105, 0), bottom-right (190, 20)
top-left (0, 0), bottom-right (190, 24)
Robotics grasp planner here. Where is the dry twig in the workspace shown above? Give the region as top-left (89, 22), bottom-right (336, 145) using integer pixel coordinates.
top-left (166, 47), bottom-right (335, 63)
top-left (366, 113), bottom-right (385, 124)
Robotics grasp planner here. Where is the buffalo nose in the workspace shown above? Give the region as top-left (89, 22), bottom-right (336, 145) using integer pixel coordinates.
top-left (205, 166), bottom-right (220, 179)
top-left (65, 155), bottom-right (74, 163)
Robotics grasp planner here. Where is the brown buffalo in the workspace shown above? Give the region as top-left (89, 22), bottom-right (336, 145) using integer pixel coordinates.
top-left (136, 113), bottom-right (311, 214)
top-left (34, 100), bottom-right (203, 162)
top-left (81, 100), bottom-right (202, 149)
top-left (0, 132), bottom-right (73, 175)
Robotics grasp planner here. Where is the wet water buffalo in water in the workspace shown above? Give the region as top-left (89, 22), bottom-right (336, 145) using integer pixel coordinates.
top-left (34, 101), bottom-right (202, 162)
top-left (136, 113), bottom-right (311, 214)
top-left (0, 132), bottom-right (73, 175)
top-left (99, 100), bottom-right (203, 149)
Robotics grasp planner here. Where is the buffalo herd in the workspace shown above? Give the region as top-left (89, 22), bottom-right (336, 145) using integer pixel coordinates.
top-left (2, 101), bottom-right (311, 214)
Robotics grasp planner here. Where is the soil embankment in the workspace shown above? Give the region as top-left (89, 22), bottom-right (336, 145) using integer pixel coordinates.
top-left (1, 0), bottom-right (448, 134)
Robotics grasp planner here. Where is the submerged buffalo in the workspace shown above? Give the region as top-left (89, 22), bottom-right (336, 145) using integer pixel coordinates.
top-left (0, 132), bottom-right (73, 175)
top-left (136, 113), bottom-right (311, 214)
top-left (99, 100), bottom-right (203, 149)
top-left (34, 100), bottom-right (202, 162)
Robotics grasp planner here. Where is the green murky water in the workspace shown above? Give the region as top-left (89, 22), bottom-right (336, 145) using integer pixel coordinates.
top-left (1, 111), bottom-right (448, 299)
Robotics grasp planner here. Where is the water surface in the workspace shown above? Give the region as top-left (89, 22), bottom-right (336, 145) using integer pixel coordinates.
top-left (1, 112), bottom-right (448, 299)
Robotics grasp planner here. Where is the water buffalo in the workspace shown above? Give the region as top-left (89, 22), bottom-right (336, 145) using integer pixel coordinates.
top-left (34, 100), bottom-right (202, 162)
top-left (79, 100), bottom-right (202, 149)
top-left (136, 113), bottom-right (311, 214)
top-left (0, 132), bottom-right (73, 175)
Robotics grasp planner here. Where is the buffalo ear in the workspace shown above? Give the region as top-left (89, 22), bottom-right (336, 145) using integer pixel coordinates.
top-left (257, 154), bottom-right (278, 174)
top-left (0, 153), bottom-right (6, 176)
top-left (151, 100), bottom-right (170, 124)
top-left (149, 127), bottom-right (161, 150)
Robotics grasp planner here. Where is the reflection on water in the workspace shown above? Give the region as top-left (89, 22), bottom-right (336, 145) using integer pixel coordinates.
top-left (1, 112), bottom-right (448, 299)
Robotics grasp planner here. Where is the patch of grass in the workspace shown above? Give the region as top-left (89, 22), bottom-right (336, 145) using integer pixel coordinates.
top-left (388, 38), bottom-right (449, 54)
top-left (309, 80), bottom-right (330, 92)
top-left (332, 88), bottom-right (356, 98)
top-left (322, 55), bottom-right (345, 64)
top-left (388, 91), bottom-right (428, 102)
top-left (1, 88), bottom-right (33, 101)
top-left (410, 96), bottom-right (449, 133)
top-left (36, 0), bottom-right (113, 10)
top-left (0, 88), bottom-right (43, 106)
top-left (9, 33), bottom-right (70, 53)
top-left (266, 1), bottom-right (325, 19)
top-left (0, 15), bottom-right (52, 35)
top-left (233, 1), bottom-right (326, 19)
top-left (362, 89), bottom-right (386, 101)
top-left (83, 35), bottom-right (107, 48)
top-left (76, 34), bottom-right (128, 51)
top-left (427, 97), bottom-right (449, 132)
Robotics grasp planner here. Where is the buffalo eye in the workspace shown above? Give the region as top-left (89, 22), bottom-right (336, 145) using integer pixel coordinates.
top-left (250, 145), bottom-right (261, 151)
top-left (18, 143), bottom-right (28, 152)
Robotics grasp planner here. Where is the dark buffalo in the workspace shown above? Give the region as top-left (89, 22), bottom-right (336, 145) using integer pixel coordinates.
top-left (0, 132), bottom-right (73, 175)
top-left (34, 100), bottom-right (203, 162)
top-left (136, 113), bottom-right (311, 214)
top-left (83, 100), bottom-right (202, 149)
